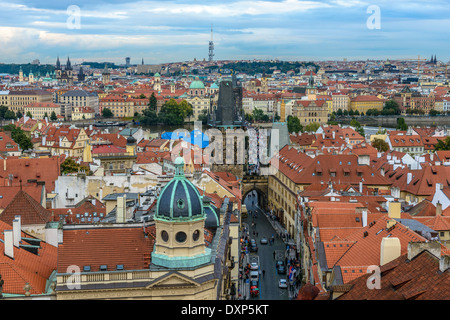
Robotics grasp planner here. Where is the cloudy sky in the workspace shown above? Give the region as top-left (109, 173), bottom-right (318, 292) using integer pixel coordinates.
top-left (0, 0), bottom-right (449, 65)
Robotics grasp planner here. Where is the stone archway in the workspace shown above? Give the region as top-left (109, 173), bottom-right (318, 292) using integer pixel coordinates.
top-left (242, 187), bottom-right (267, 212)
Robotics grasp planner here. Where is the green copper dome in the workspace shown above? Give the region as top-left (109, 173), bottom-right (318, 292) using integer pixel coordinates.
top-left (189, 80), bottom-right (205, 89)
top-left (155, 157), bottom-right (204, 221)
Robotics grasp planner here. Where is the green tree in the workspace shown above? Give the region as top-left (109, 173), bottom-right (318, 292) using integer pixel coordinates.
top-left (304, 122), bottom-right (320, 132)
top-left (4, 110), bottom-right (16, 120)
top-left (158, 99), bottom-right (193, 125)
top-left (43, 112), bottom-right (49, 119)
top-left (287, 116), bottom-right (303, 134)
top-left (429, 109), bottom-right (440, 116)
top-left (350, 119), bottom-right (365, 136)
top-left (343, 110), bottom-right (349, 116)
top-left (50, 111), bottom-right (57, 121)
top-left (102, 107), bottom-right (113, 118)
top-left (397, 117), bottom-right (408, 131)
top-left (139, 93), bottom-right (146, 99)
top-left (26, 111), bottom-right (33, 118)
top-left (148, 92), bottom-right (157, 111)
top-left (139, 108), bottom-right (158, 125)
top-left (435, 136), bottom-right (450, 151)
top-left (336, 109), bottom-right (343, 116)
top-left (384, 100), bottom-right (401, 115)
top-left (245, 113), bottom-right (254, 122)
top-left (2, 124), bottom-right (33, 150)
top-left (197, 109), bottom-right (208, 125)
top-left (372, 138), bottom-right (389, 152)
top-left (16, 111), bottom-right (23, 119)
top-left (0, 105), bottom-right (8, 119)
top-left (60, 157), bottom-right (91, 175)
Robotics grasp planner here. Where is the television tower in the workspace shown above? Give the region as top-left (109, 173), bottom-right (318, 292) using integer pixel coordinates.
top-left (209, 25), bottom-right (215, 62)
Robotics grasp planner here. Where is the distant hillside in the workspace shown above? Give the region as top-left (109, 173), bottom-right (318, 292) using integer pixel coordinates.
top-left (0, 64), bottom-right (55, 76)
top-left (81, 62), bottom-right (121, 69)
top-left (215, 61), bottom-right (319, 75)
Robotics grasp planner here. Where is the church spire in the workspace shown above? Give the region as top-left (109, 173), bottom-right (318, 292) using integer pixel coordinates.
top-left (56, 56), bottom-right (61, 70)
top-left (66, 56), bottom-right (72, 70)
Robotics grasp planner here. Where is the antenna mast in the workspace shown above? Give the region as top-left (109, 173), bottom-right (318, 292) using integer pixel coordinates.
top-left (209, 24), bottom-right (215, 62)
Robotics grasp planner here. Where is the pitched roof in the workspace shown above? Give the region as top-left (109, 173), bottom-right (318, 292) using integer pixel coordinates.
top-left (57, 225), bottom-right (156, 273)
top-left (337, 250), bottom-right (450, 300)
top-left (0, 190), bottom-right (52, 225)
top-left (0, 220), bottom-right (57, 295)
top-left (0, 157), bottom-right (61, 193)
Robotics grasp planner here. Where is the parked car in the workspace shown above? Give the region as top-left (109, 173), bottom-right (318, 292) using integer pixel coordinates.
top-left (250, 242), bottom-right (258, 252)
top-left (278, 279), bottom-right (288, 288)
top-left (276, 260), bottom-right (286, 274)
top-left (250, 280), bottom-right (260, 297)
top-left (250, 270), bottom-right (259, 281)
top-left (277, 265), bottom-right (286, 274)
top-left (260, 237), bottom-right (268, 245)
top-left (250, 262), bottom-right (259, 270)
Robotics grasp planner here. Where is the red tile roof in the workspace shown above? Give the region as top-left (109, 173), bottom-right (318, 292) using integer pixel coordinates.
top-left (0, 156), bottom-right (62, 193)
top-left (0, 190), bottom-right (52, 225)
top-left (337, 250), bottom-right (450, 300)
top-left (57, 225), bottom-right (156, 273)
top-left (0, 220), bottom-right (57, 295)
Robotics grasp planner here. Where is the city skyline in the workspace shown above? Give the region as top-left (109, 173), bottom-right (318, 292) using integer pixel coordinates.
top-left (0, 0), bottom-right (449, 64)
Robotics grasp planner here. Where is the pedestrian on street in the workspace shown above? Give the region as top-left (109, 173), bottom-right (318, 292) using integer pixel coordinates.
top-left (273, 251), bottom-right (276, 259)
top-left (262, 270), bottom-right (265, 277)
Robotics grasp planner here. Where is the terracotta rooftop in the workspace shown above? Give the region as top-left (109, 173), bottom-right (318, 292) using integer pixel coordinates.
top-left (337, 249), bottom-right (450, 300)
top-left (0, 190), bottom-right (52, 225)
top-left (57, 225), bottom-right (156, 273)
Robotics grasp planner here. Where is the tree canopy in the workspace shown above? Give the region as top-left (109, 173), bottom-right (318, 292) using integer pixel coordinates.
top-left (396, 117), bottom-right (408, 131)
top-left (2, 124), bottom-right (32, 151)
top-left (61, 157), bottom-right (91, 175)
top-left (287, 116), bottom-right (303, 134)
top-left (372, 138), bottom-right (389, 152)
top-left (102, 108), bottom-right (113, 118)
top-left (435, 136), bottom-right (450, 151)
top-left (157, 99), bottom-right (193, 126)
top-left (304, 122), bottom-right (320, 133)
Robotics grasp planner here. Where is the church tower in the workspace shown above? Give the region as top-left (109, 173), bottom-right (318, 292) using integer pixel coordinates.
top-left (151, 157), bottom-right (210, 268)
top-left (306, 75), bottom-right (317, 100)
top-left (102, 64), bottom-right (110, 85)
top-left (19, 66), bottom-right (23, 82)
top-left (126, 134), bottom-right (137, 156)
top-left (153, 72), bottom-right (161, 92)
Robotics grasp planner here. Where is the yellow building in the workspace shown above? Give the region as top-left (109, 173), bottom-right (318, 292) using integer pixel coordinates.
top-left (7, 90), bottom-right (53, 114)
top-left (71, 106), bottom-right (96, 121)
top-left (24, 102), bottom-right (61, 119)
top-left (294, 100), bottom-right (328, 126)
top-left (350, 95), bottom-right (384, 114)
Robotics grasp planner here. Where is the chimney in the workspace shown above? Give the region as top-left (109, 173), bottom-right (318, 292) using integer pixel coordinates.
top-left (380, 237), bottom-right (401, 266)
top-left (4, 229), bottom-right (14, 259)
top-left (13, 216), bottom-right (21, 247)
top-left (3, 159), bottom-right (5, 171)
top-left (386, 219), bottom-right (397, 229)
top-left (436, 202), bottom-right (442, 216)
top-left (407, 241), bottom-right (441, 261)
top-left (406, 173), bottom-right (412, 184)
top-left (435, 183), bottom-right (442, 193)
top-left (92, 198), bottom-right (96, 206)
top-left (362, 208), bottom-right (368, 227)
top-left (388, 201), bottom-right (401, 219)
top-left (380, 167), bottom-right (385, 176)
top-left (116, 195), bottom-right (126, 223)
top-left (332, 131), bottom-right (335, 140)
top-left (359, 180), bottom-right (363, 194)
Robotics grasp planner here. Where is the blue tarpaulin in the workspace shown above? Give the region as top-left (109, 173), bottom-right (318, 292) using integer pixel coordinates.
top-left (161, 129), bottom-right (209, 148)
